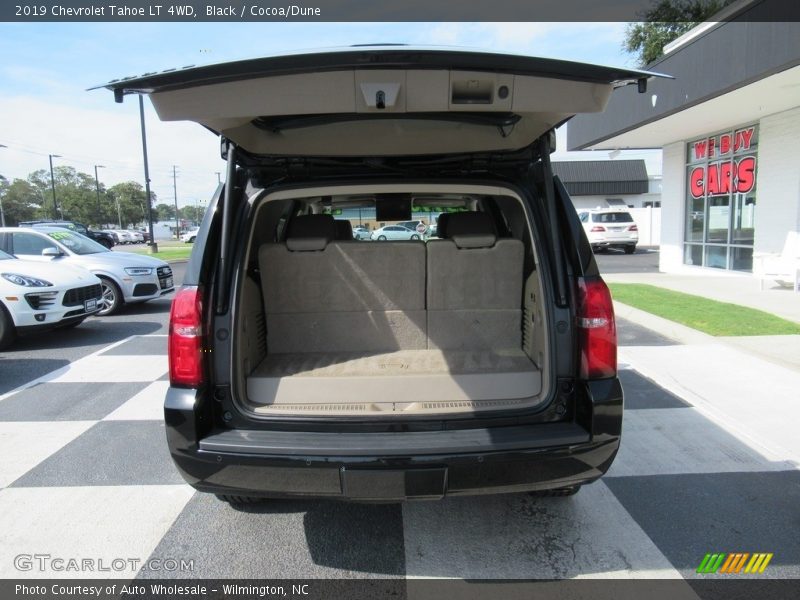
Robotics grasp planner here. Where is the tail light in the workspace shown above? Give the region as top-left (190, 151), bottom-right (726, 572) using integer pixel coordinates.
top-left (629, 224), bottom-right (639, 231)
top-left (590, 226), bottom-right (606, 232)
top-left (168, 286), bottom-right (204, 387)
top-left (577, 277), bottom-right (617, 379)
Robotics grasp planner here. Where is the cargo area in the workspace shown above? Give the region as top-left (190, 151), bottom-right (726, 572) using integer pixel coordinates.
top-left (234, 184), bottom-right (551, 417)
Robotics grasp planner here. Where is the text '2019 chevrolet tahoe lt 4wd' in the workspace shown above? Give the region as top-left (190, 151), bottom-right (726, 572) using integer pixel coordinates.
top-left (101, 47), bottom-right (668, 503)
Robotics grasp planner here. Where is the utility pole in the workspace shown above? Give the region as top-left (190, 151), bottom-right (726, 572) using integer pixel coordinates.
top-left (172, 165), bottom-right (180, 239)
top-left (139, 94), bottom-right (157, 253)
top-left (94, 165), bottom-right (105, 226)
top-left (48, 154), bottom-right (61, 219)
top-left (0, 144), bottom-right (7, 227)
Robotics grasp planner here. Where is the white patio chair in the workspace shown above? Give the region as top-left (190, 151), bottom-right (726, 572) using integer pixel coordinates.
top-left (754, 231), bottom-right (800, 292)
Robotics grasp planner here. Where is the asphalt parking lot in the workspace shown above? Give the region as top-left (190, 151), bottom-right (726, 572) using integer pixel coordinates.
top-left (1, 255), bottom-right (798, 583)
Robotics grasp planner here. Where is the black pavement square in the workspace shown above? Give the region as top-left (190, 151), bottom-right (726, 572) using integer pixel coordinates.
top-left (101, 336), bottom-right (168, 356)
top-left (619, 370), bottom-right (691, 410)
top-left (0, 382), bottom-right (147, 421)
top-left (10, 420), bottom-right (183, 487)
top-left (605, 471), bottom-right (800, 578)
top-left (139, 493), bottom-right (406, 579)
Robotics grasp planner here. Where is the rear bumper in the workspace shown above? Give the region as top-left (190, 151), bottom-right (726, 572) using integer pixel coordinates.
top-left (164, 379), bottom-right (623, 500)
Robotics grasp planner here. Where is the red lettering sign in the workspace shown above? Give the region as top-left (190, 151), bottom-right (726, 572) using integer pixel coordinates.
top-left (694, 140), bottom-right (708, 160)
top-left (736, 128), bottom-right (755, 151)
top-left (690, 167), bottom-right (705, 198)
top-left (690, 157), bottom-right (756, 198)
top-left (719, 134), bottom-right (731, 155)
top-left (719, 161), bottom-right (733, 194)
top-left (736, 156), bottom-right (756, 193)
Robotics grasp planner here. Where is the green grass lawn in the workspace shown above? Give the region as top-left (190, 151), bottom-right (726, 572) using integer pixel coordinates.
top-left (609, 283), bottom-right (800, 337)
top-left (125, 245), bottom-right (193, 261)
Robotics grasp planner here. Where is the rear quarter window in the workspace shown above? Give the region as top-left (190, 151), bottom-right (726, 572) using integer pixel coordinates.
top-left (592, 212), bottom-right (634, 223)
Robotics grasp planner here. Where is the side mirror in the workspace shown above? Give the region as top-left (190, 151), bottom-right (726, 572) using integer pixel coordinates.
top-left (42, 247), bottom-right (63, 257)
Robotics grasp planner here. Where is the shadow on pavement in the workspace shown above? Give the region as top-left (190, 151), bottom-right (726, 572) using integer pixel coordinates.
top-left (5, 320), bottom-right (163, 352)
top-left (0, 358), bottom-right (71, 394)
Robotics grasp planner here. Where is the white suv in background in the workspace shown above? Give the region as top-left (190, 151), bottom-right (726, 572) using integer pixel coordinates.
top-left (578, 209), bottom-right (639, 254)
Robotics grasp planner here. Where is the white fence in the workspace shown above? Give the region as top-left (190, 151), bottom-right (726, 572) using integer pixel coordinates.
top-left (627, 207), bottom-right (661, 246)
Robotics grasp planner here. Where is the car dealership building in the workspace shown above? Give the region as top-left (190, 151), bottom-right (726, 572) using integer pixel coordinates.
top-left (568, 1), bottom-right (800, 274)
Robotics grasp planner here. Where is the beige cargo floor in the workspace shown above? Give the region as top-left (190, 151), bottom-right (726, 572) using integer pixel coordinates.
top-left (247, 349), bottom-right (542, 414)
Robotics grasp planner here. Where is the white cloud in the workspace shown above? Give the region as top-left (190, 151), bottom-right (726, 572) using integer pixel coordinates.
top-left (0, 94), bottom-right (223, 207)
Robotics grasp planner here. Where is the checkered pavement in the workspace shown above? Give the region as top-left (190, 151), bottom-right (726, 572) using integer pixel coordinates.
top-left (1, 328), bottom-right (798, 580)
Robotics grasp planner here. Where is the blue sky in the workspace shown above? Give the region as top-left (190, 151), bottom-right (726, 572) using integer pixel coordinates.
top-left (0, 22), bottom-right (660, 206)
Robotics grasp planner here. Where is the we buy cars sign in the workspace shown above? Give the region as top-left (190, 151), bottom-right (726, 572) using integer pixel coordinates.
top-left (689, 127), bottom-right (757, 198)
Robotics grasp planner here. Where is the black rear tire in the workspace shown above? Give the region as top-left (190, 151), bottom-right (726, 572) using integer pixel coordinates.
top-left (0, 304), bottom-right (17, 351)
top-left (624, 245), bottom-right (636, 254)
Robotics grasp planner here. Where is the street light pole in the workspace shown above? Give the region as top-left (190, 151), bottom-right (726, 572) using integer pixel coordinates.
top-left (94, 165), bottom-right (105, 226)
top-left (139, 94), bottom-right (157, 253)
top-left (0, 175), bottom-right (6, 228)
top-left (0, 144), bottom-right (7, 227)
top-left (172, 165), bottom-right (180, 239)
top-left (48, 154), bottom-right (61, 219)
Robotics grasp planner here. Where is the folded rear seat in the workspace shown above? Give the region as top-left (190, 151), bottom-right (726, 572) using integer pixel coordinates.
top-left (426, 212), bottom-right (524, 350)
top-left (258, 214), bottom-right (427, 353)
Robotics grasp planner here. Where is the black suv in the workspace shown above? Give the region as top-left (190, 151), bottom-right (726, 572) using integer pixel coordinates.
top-left (101, 47), bottom-right (666, 502)
top-left (18, 220), bottom-right (115, 249)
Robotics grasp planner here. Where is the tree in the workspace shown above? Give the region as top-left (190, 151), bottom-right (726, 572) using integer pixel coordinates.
top-left (154, 203), bottom-right (176, 221)
top-left (0, 176), bottom-right (43, 225)
top-left (179, 204), bottom-right (206, 224)
top-left (108, 181), bottom-right (153, 228)
top-left (624, 0), bottom-right (735, 66)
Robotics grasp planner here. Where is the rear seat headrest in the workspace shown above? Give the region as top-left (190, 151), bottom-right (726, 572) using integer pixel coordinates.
top-left (445, 211), bottom-right (498, 249)
top-left (334, 220), bottom-right (353, 241)
top-left (286, 214), bottom-right (336, 251)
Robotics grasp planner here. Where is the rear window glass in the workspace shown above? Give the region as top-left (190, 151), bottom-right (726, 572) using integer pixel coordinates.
top-left (592, 212), bottom-right (633, 223)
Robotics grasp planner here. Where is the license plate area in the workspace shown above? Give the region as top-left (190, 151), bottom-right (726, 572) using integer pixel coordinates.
top-left (341, 467), bottom-right (447, 500)
top-left (84, 298), bottom-right (97, 312)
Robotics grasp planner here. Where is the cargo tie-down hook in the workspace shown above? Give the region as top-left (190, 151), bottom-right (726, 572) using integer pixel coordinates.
top-left (376, 90), bottom-right (386, 109)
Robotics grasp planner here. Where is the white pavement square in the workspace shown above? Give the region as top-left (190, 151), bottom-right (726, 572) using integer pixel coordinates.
top-left (104, 381), bottom-right (171, 421)
top-left (608, 408), bottom-right (795, 477)
top-left (619, 345), bottom-right (800, 466)
top-left (402, 481), bottom-right (683, 579)
top-left (0, 485), bottom-right (196, 579)
top-left (47, 355), bottom-right (168, 383)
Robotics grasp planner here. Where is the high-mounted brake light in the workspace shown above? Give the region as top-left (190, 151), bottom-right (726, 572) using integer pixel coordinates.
top-left (629, 224), bottom-right (639, 231)
top-left (577, 277), bottom-right (617, 379)
top-left (168, 286), bottom-right (204, 387)
top-left (590, 226), bottom-right (606, 232)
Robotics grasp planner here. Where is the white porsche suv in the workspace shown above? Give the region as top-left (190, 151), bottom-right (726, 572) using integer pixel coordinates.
top-left (0, 248), bottom-right (102, 349)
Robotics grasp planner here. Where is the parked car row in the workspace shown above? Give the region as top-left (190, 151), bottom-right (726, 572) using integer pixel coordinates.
top-left (103, 229), bottom-right (148, 244)
top-left (18, 220), bottom-right (116, 249)
top-left (0, 226), bottom-right (175, 349)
